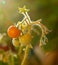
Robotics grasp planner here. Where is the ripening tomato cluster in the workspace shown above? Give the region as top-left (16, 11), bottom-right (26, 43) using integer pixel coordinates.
top-left (7, 25), bottom-right (21, 38)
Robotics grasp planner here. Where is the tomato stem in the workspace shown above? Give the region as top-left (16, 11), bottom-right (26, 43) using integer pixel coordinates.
top-left (21, 45), bottom-right (29, 65)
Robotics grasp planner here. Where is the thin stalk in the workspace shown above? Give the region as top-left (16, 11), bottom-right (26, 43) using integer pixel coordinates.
top-left (17, 45), bottom-right (23, 65)
top-left (11, 55), bottom-right (14, 65)
top-left (22, 12), bottom-right (31, 24)
top-left (16, 16), bottom-right (26, 27)
top-left (25, 12), bottom-right (31, 23)
top-left (8, 55), bottom-right (14, 65)
top-left (21, 45), bottom-right (29, 65)
top-left (18, 45), bottom-right (23, 57)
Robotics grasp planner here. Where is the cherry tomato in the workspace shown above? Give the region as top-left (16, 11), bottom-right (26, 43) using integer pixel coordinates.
top-left (7, 25), bottom-right (21, 38)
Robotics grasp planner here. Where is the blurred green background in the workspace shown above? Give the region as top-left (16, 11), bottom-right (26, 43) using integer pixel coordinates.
top-left (0, 0), bottom-right (58, 51)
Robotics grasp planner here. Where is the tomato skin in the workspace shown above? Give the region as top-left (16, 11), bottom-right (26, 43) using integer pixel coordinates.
top-left (7, 25), bottom-right (21, 38)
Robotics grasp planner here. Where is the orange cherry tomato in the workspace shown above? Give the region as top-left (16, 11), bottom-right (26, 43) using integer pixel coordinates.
top-left (7, 25), bottom-right (21, 38)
